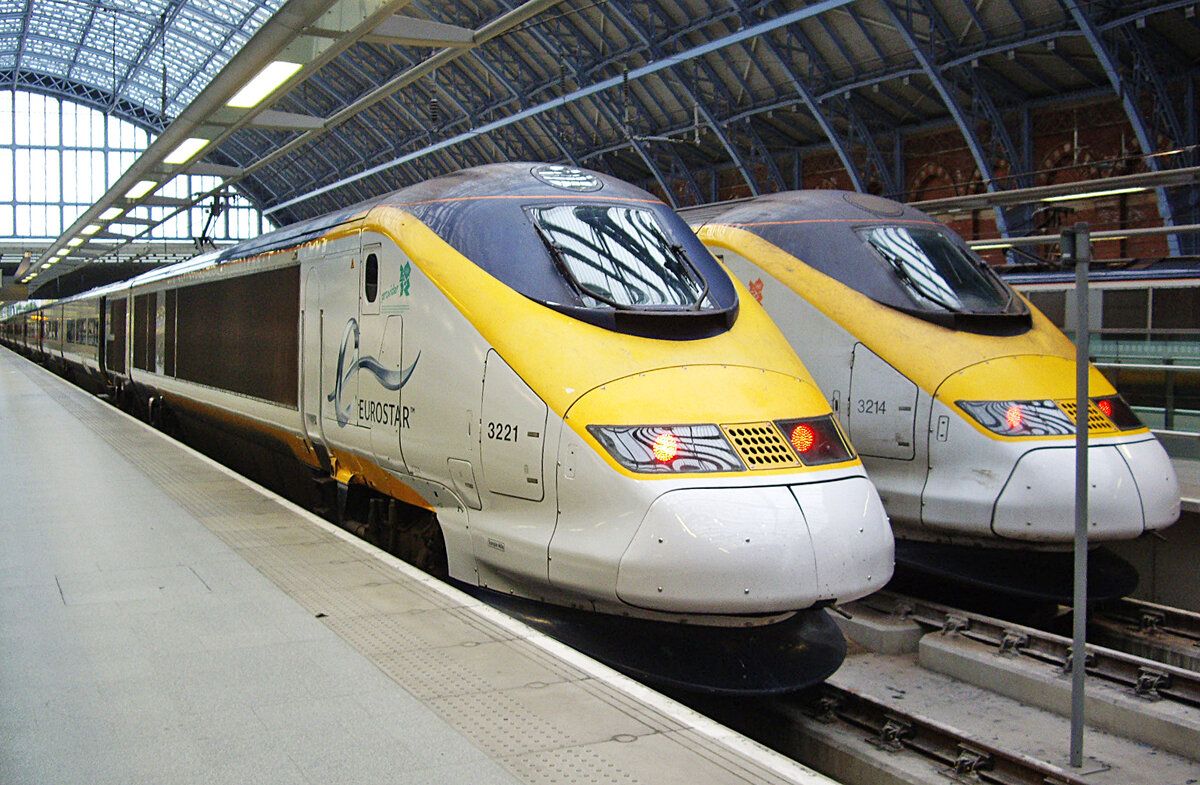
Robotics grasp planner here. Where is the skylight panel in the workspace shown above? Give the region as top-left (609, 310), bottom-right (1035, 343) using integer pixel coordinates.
top-left (70, 65), bottom-right (108, 88)
top-left (178, 10), bottom-right (226, 47)
top-left (27, 37), bottom-right (73, 61)
top-left (193, 0), bottom-right (242, 26)
top-left (26, 54), bottom-right (67, 74)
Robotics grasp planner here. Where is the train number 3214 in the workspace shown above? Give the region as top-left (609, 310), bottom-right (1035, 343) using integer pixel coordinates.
top-left (856, 399), bottom-right (887, 415)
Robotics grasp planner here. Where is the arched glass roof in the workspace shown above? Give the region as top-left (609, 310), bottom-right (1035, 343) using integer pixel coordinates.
top-left (0, 0), bottom-right (282, 129)
top-left (5, 0), bottom-right (1200, 285)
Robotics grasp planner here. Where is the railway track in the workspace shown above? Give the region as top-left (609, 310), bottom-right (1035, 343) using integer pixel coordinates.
top-left (684, 593), bottom-right (1200, 785)
top-left (776, 684), bottom-right (1096, 785)
top-left (856, 591), bottom-right (1200, 710)
top-left (1091, 597), bottom-right (1200, 672)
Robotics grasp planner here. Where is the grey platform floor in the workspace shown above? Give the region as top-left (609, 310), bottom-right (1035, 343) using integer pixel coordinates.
top-left (0, 347), bottom-right (831, 785)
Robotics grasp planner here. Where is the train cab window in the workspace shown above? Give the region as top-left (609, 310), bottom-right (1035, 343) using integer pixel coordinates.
top-left (858, 226), bottom-right (1015, 314)
top-left (364, 253), bottom-right (379, 303)
top-left (529, 204), bottom-right (708, 309)
top-left (407, 191), bottom-right (738, 339)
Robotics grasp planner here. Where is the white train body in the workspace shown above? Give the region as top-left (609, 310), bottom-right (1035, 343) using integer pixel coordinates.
top-left (3, 166), bottom-right (893, 626)
top-left (689, 191), bottom-right (1180, 550)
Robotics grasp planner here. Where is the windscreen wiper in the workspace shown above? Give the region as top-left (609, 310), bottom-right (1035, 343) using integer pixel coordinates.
top-left (669, 243), bottom-right (710, 311)
top-left (534, 223), bottom-right (628, 309)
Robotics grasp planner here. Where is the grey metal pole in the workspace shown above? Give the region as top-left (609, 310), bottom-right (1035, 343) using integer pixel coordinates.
top-left (1069, 222), bottom-right (1091, 768)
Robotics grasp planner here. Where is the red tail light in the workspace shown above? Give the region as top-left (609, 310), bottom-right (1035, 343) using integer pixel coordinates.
top-left (773, 416), bottom-right (854, 466)
top-left (1091, 395), bottom-right (1142, 430)
top-left (789, 423), bottom-right (816, 453)
top-left (1004, 404), bottom-right (1023, 430)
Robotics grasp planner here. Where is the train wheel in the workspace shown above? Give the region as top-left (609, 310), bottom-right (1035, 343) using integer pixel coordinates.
top-left (384, 501), bottom-right (448, 580)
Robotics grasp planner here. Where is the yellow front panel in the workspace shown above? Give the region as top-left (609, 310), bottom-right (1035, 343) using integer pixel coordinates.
top-left (936, 355), bottom-right (1115, 402)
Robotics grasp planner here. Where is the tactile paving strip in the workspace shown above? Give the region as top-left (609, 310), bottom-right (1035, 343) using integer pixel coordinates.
top-left (11, 356), bottom-right (808, 785)
top-left (510, 746), bottom-right (644, 785)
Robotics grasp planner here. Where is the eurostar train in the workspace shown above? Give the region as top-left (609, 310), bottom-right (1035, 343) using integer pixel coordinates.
top-left (685, 190), bottom-right (1181, 602)
top-left (1, 165), bottom-right (893, 692)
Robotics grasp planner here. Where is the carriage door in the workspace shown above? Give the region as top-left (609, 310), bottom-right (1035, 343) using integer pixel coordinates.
top-left (104, 297), bottom-right (127, 375)
top-left (480, 351), bottom-right (547, 501)
top-left (320, 247), bottom-right (363, 433)
top-left (358, 244), bottom-right (408, 472)
top-left (847, 343), bottom-right (917, 459)
top-left (301, 272), bottom-right (325, 451)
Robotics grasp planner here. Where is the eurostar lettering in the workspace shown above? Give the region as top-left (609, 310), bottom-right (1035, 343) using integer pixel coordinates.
top-left (357, 399), bottom-right (413, 429)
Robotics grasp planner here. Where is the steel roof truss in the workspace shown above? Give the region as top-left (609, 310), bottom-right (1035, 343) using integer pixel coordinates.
top-left (885, 0), bottom-right (1015, 234)
top-left (1063, 0), bottom-right (1185, 254)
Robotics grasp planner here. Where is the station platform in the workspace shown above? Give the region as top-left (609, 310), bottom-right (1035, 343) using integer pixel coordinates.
top-left (0, 346), bottom-right (831, 785)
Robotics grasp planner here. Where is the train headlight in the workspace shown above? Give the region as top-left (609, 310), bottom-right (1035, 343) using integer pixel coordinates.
top-left (651, 431), bottom-right (679, 463)
top-left (773, 415), bottom-right (854, 465)
top-left (1092, 395), bottom-right (1143, 431)
top-left (588, 424), bottom-right (745, 473)
top-left (958, 400), bottom-right (1075, 436)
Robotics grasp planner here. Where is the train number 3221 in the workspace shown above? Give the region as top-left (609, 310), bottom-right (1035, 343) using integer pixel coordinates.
top-left (487, 421), bottom-right (519, 442)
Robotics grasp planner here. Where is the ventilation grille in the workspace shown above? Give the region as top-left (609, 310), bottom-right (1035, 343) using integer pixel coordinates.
top-left (721, 422), bottom-right (800, 469)
top-left (1057, 400), bottom-right (1117, 434)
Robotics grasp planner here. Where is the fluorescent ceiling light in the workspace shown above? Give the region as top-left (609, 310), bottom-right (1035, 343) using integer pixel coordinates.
top-left (1042, 186), bottom-right (1148, 203)
top-left (67, 237), bottom-right (83, 247)
top-left (971, 242), bottom-right (1014, 250)
top-left (81, 224), bottom-right (100, 235)
top-left (40, 262), bottom-right (51, 269)
top-left (163, 137), bottom-right (210, 165)
top-left (125, 180), bottom-right (158, 199)
top-left (1095, 235), bottom-right (1129, 242)
top-left (99, 207), bottom-right (123, 220)
top-left (227, 61), bottom-right (303, 108)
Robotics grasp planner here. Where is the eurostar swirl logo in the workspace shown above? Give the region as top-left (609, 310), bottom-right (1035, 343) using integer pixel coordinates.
top-left (327, 317), bottom-right (420, 427)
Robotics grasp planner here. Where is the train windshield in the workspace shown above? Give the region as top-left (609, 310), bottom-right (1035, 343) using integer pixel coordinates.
top-left (858, 226), bottom-right (1015, 314)
top-left (529, 204), bottom-right (708, 309)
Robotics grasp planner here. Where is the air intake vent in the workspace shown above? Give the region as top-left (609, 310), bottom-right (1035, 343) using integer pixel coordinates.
top-left (1057, 400), bottom-right (1118, 435)
top-left (721, 422), bottom-right (800, 469)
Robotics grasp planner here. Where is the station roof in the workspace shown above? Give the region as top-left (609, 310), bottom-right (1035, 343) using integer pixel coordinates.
top-left (4, 0), bottom-right (1199, 293)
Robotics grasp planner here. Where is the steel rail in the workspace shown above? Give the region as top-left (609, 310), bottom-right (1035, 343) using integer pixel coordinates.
top-left (1103, 597), bottom-right (1200, 643)
top-left (859, 591), bottom-right (1200, 709)
top-left (773, 684), bottom-right (1094, 785)
top-left (1090, 597), bottom-right (1200, 672)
